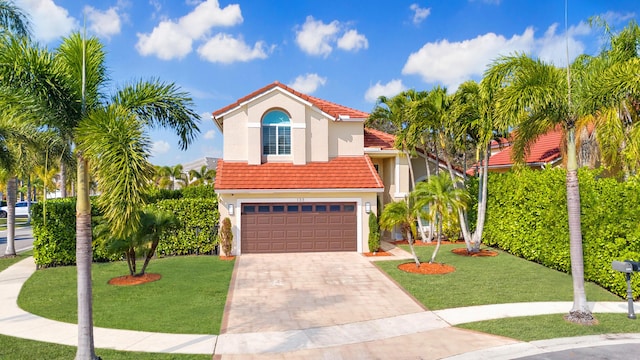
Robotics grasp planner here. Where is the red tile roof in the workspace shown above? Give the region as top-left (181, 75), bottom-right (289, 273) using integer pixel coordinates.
top-left (215, 156), bottom-right (384, 191)
top-left (469, 128), bottom-right (562, 174)
top-left (212, 81), bottom-right (369, 121)
top-left (364, 128), bottom-right (396, 150)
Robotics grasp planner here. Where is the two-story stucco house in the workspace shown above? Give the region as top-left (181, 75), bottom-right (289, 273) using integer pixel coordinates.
top-left (213, 81), bottom-right (445, 255)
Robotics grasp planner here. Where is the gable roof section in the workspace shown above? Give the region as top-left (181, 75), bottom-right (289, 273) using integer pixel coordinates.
top-left (212, 81), bottom-right (369, 126)
top-left (215, 156), bottom-right (383, 191)
top-left (364, 128), bottom-right (396, 150)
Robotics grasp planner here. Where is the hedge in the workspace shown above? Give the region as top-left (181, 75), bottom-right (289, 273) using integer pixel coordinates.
top-left (31, 187), bottom-right (220, 267)
top-left (483, 167), bottom-right (640, 298)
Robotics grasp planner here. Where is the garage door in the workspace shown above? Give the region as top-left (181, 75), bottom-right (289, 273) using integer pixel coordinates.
top-left (241, 202), bottom-right (357, 253)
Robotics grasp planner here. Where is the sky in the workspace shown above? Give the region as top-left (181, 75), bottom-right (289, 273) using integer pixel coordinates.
top-left (14, 0), bottom-right (638, 166)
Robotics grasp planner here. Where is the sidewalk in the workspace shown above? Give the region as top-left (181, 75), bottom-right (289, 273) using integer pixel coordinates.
top-left (1, 255), bottom-right (639, 358)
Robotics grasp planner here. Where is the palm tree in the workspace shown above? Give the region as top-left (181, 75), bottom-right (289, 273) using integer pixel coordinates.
top-left (0, 33), bottom-right (199, 359)
top-left (189, 165), bottom-right (216, 186)
top-left (414, 172), bottom-right (470, 263)
top-left (169, 164), bottom-right (184, 189)
top-left (379, 198), bottom-right (421, 267)
top-left (486, 53), bottom-right (597, 324)
top-left (0, 0), bottom-right (30, 38)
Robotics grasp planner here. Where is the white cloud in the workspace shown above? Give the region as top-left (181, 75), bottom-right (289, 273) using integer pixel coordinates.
top-left (600, 11), bottom-right (636, 25)
top-left (16, 0), bottom-right (77, 43)
top-left (203, 130), bottom-right (216, 140)
top-left (410, 4), bottom-right (430, 25)
top-left (295, 16), bottom-right (340, 57)
top-left (197, 33), bottom-right (268, 64)
top-left (151, 140), bottom-right (171, 155)
top-left (536, 23), bottom-right (588, 67)
top-left (365, 79), bottom-right (407, 103)
top-left (402, 27), bottom-right (536, 90)
top-left (84, 6), bottom-right (122, 39)
top-left (287, 73), bottom-right (327, 94)
top-left (136, 0), bottom-right (243, 60)
top-left (337, 29), bottom-right (368, 52)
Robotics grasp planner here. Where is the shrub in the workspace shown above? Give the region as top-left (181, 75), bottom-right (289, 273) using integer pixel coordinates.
top-left (153, 198), bottom-right (219, 256)
top-left (182, 184), bottom-right (216, 199)
top-left (145, 188), bottom-right (182, 203)
top-left (483, 167), bottom-right (640, 298)
top-left (368, 212), bottom-right (380, 252)
top-left (219, 217), bottom-right (233, 256)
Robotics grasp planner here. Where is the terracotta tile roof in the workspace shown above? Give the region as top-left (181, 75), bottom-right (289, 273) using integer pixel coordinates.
top-left (364, 128), bottom-right (396, 150)
top-left (215, 156), bottom-right (384, 191)
top-left (212, 81), bottom-right (369, 120)
top-left (468, 127), bottom-right (562, 175)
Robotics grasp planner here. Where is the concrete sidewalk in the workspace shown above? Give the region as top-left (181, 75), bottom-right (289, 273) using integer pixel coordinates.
top-left (1, 255), bottom-right (639, 358)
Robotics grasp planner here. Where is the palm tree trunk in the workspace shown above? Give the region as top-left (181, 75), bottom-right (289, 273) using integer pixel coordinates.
top-left (443, 154), bottom-right (473, 247)
top-left (75, 155), bottom-right (98, 360)
top-left (406, 228), bottom-right (421, 267)
top-left (4, 177), bottom-right (17, 257)
top-left (419, 151), bottom-right (434, 243)
top-left (429, 213), bottom-right (442, 263)
top-left (140, 240), bottom-right (160, 275)
top-left (26, 176), bottom-right (32, 225)
top-left (60, 161), bottom-right (67, 198)
top-left (405, 150), bottom-right (429, 243)
top-left (564, 129), bottom-right (594, 324)
top-left (470, 145), bottom-right (490, 252)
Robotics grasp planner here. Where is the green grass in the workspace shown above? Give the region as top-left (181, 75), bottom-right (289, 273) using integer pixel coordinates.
top-left (460, 313), bottom-right (640, 341)
top-left (0, 252), bottom-right (31, 272)
top-left (19, 255), bottom-right (234, 334)
top-left (376, 244), bottom-right (620, 310)
top-left (0, 334), bottom-right (210, 359)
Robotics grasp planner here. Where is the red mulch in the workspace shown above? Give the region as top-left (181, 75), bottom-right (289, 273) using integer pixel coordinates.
top-left (363, 251), bottom-right (392, 257)
top-left (219, 256), bottom-right (236, 261)
top-left (398, 262), bottom-right (456, 275)
top-left (108, 273), bottom-right (161, 286)
top-left (451, 248), bottom-right (498, 257)
top-left (393, 240), bottom-right (460, 246)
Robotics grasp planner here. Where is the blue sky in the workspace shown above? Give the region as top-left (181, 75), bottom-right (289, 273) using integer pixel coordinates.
top-left (15, 0), bottom-right (638, 166)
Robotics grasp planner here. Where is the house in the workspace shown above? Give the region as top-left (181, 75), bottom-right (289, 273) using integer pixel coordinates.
top-left (212, 82), bottom-right (444, 255)
top-left (467, 127), bottom-right (563, 175)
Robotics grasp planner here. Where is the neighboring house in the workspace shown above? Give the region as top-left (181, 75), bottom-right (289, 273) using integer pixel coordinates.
top-left (467, 127), bottom-right (563, 175)
top-left (212, 81), bottom-right (444, 255)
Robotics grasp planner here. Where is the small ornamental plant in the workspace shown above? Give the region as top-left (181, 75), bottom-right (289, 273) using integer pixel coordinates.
top-left (219, 217), bottom-right (233, 256)
top-left (368, 212), bottom-right (380, 253)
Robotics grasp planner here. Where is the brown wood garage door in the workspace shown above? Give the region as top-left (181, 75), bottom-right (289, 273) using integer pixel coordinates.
top-left (241, 202), bottom-right (357, 253)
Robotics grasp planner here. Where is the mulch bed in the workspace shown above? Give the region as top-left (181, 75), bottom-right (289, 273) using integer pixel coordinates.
top-left (362, 251), bottom-right (392, 257)
top-left (451, 248), bottom-right (498, 257)
top-left (398, 262), bottom-right (456, 275)
top-left (393, 240), bottom-right (460, 246)
top-left (219, 256), bottom-right (236, 261)
top-left (108, 273), bottom-right (161, 286)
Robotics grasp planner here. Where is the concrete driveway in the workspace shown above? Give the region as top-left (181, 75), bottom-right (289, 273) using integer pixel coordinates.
top-left (217, 252), bottom-right (517, 358)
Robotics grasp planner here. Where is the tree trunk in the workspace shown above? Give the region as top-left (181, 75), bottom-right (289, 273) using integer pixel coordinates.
top-left (405, 150), bottom-right (429, 243)
top-left (420, 152), bottom-right (434, 243)
top-left (563, 129), bottom-right (595, 324)
top-left (406, 228), bottom-right (421, 267)
top-left (429, 213), bottom-right (442, 263)
top-left (60, 161), bottom-right (67, 198)
top-left (140, 240), bottom-right (160, 275)
top-left (4, 177), bottom-right (17, 257)
top-left (443, 154), bottom-right (473, 247)
top-left (470, 145), bottom-right (490, 252)
top-left (75, 155), bottom-right (98, 360)
top-left (26, 176), bottom-right (32, 225)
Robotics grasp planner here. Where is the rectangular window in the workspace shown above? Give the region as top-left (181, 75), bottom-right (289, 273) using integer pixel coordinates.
top-left (273, 205), bottom-right (285, 212)
top-left (315, 205), bottom-right (327, 212)
top-left (344, 204), bottom-right (355, 212)
top-left (258, 205), bottom-right (270, 213)
top-left (278, 127), bottom-right (291, 155)
top-left (287, 205), bottom-right (299, 212)
top-left (329, 205), bottom-right (341, 212)
top-left (262, 127), bottom-right (277, 155)
top-left (301, 205), bottom-right (313, 212)
top-left (244, 205), bottom-right (256, 213)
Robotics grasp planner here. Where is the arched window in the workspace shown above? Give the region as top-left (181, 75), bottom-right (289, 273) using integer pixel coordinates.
top-left (262, 110), bottom-right (291, 155)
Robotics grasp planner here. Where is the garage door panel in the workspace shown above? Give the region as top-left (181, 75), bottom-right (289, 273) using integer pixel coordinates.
top-left (241, 202), bottom-right (356, 253)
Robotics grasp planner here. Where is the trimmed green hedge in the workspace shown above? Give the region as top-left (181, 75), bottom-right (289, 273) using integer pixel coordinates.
top-left (483, 168), bottom-right (640, 298)
top-left (31, 187), bottom-right (220, 267)
top-left (154, 198), bottom-right (219, 256)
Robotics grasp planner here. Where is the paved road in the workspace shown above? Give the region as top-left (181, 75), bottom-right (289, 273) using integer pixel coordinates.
top-left (0, 224), bottom-right (34, 255)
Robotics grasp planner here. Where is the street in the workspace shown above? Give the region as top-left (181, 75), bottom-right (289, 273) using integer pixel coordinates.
top-left (0, 225), bottom-right (34, 255)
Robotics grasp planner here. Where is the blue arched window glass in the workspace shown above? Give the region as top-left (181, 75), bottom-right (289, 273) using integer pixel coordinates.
top-left (262, 110), bottom-right (291, 155)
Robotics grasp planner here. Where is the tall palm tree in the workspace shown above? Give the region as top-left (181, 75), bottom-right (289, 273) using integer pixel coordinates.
top-left (0, 33), bottom-right (199, 359)
top-left (414, 172), bottom-right (470, 263)
top-left (169, 164), bottom-right (184, 189)
top-left (486, 53), bottom-right (598, 324)
top-left (189, 165), bottom-right (216, 186)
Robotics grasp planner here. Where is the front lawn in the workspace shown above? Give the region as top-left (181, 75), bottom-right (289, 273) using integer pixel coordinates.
top-left (376, 244), bottom-right (620, 310)
top-left (0, 252), bottom-right (31, 272)
top-left (0, 334), bottom-right (210, 360)
top-left (18, 255), bottom-right (234, 334)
